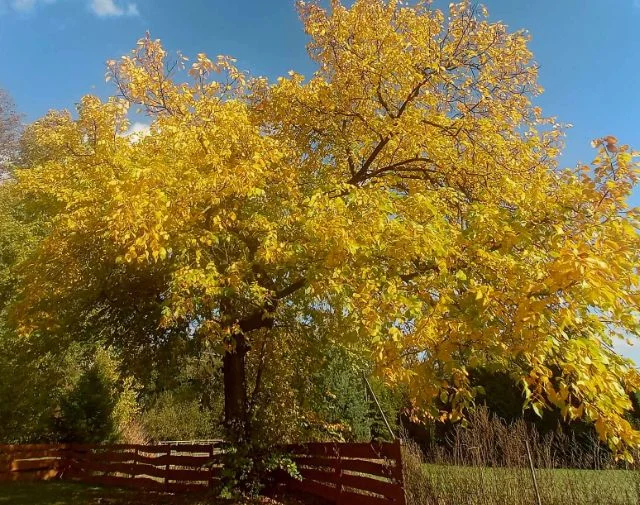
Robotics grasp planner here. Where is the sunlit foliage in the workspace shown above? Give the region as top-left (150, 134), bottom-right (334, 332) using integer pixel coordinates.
top-left (9, 1), bottom-right (640, 455)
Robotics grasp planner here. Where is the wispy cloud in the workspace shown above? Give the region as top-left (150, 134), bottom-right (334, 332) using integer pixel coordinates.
top-left (89, 0), bottom-right (139, 17)
top-left (11, 0), bottom-right (36, 11)
top-left (10, 0), bottom-right (55, 13)
top-left (3, 0), bottom-right (140, 17)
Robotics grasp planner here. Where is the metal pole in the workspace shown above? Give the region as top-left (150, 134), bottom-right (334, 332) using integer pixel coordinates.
top-left (363, 373), bottom-right (396, 440)
top-left (525, 438), bottom-right (542, 505)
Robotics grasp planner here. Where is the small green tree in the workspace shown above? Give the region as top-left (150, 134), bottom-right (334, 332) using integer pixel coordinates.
top-left (55, 348), bottom-right (138, 443)
top-left (309, 348), bottom-right (373, 440)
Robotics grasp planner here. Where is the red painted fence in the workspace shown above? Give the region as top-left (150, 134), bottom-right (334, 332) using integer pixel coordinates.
top-left (285, 441), bottom-right (406, 505)
top-left (0, 444), bottom-right (66, 482)
top-left (0, 440), bottom-right (406, 505)
top-left (0, 442), bottom-right (223, 492)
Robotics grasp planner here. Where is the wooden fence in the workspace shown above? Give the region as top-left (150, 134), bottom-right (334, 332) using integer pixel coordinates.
top-left (0, 444), bottom-right (67, 482)
top-left (65, 442), bottom-right (223, 492)
top-left (0, 442), bottom-right (223, 492)
top-left (285, 441), bottom-right (405, 505)
top-left (0, 440), bottom-right (406, 505)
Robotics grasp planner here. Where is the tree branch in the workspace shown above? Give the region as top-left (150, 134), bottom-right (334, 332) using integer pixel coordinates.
top-left (348, 136), bottom-right (390, 185)
top-left (275, 278), bottom-right (306, 299)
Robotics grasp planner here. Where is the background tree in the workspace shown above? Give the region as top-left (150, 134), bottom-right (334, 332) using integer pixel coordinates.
top-left (0, 172), bottom-right (55, 442)
top-left (9, 0), bottom-right (640, 456)
top-left (0, 88), bottom-right (22, 177)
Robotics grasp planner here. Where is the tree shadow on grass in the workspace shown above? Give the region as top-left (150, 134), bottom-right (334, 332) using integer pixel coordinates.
top-left (0, 482), bottom-right (179, 505)
top-left (0, 481), bottom-right (314, 505)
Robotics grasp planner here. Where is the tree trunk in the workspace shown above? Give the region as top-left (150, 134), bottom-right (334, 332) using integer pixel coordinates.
top-left (220, 294), bottom-right (288, 444)
top-left (223, 332), bottom-right (250, 444)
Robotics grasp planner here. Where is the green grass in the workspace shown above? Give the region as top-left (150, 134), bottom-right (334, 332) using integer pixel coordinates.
top-left (417, 464), bottom-right (640, 505)
top-left (0, 481), bottom-right (301, 505)
top-left (8, 469), bottom-right (639, 505)
top-left (0, 481), bottom-right (195, 505)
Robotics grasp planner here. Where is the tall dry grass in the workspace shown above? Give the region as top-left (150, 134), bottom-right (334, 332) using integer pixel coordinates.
top-left (402, 408), bottom-right (640, 505)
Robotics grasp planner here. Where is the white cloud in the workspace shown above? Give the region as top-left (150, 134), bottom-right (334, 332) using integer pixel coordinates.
top-left (125, 122), bottom-right (151, 142)
top-left (89, 0), bottom-right (139, 17)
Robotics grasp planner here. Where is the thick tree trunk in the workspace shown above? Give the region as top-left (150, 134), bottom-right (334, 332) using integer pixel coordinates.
top-left (218, 280), bottom-right (306, 444)
top-left (223, 333), bottom-right (250, 444)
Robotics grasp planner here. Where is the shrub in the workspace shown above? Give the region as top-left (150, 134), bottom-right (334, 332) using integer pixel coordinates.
top-left (218, 442), bottom-right (300, 499)
top-left (141, 390), bottom-right (219, 441)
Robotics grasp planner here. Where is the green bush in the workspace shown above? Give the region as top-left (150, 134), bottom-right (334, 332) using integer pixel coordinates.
top-left (218, 443), bottom-right (300, 499)
top-left (141, 390), bottom-right (219, 441)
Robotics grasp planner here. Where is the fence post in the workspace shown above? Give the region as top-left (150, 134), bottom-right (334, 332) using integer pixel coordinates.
top-left (164, 445), bottom-right (171, 491)
top-left (335, 444), bottom-right (343, 505)
top-left (59, 444), bottom-right (68, 479)
top-left (131, 447), bottom-right (138, 481)
top-left (392, 439), bottom-right (407, 505)
top-left (8, 449), bottom-right (14, 477)
top-left (208, 444), bottom-right (215, 490)
top-left (66, 444), bottom-right (78, 480)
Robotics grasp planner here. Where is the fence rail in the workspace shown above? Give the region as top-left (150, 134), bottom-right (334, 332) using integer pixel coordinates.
top-left (65, 442), bottom-right (223, 492)
top-left (0, 440), bottom-right (406, 505)
top-left (285, 440), bottom-right (405, 505)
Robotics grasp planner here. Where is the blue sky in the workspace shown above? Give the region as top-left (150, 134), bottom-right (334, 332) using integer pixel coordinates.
top-left (1, 0), bottom-right (639, 359)
top-left (1, 0), bottom-right (639, 179)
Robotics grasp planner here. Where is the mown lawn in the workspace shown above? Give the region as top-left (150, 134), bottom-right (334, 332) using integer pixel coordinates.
top-left (0, 482), bottom-right (302, 505)
top-left (418, 464), bottom-right (640, 505)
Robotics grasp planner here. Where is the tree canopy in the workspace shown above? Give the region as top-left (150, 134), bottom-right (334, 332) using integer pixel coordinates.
top-left (7, 0), bottom-right (640, 456)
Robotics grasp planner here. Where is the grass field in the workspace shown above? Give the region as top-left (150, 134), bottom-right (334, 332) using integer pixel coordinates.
top-left (3, 469), bottom-right (640, 505)
top-left (0, 482), bottom-right (302, 505)
top-left (399, 410), bottom-right (640, 505)
top-left (408, 464), bottom-right (640, 505)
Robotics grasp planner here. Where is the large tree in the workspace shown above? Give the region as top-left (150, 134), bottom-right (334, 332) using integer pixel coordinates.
top-left (10, 1), bottom-right (640, 455)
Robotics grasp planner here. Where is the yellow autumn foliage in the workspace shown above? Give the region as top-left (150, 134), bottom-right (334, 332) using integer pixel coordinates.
top-left (10, 1), bottom-right (640, 455)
